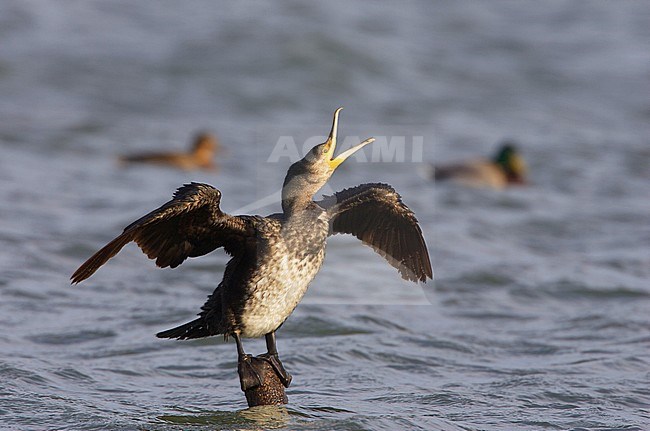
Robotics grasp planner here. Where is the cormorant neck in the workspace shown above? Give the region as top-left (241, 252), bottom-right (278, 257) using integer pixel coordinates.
top-left (282, 174), bottom-right (322, 214)
top-left (281, 194), bottom-right (313, 215)
top-left (281, 161), bottom-right (328, 215)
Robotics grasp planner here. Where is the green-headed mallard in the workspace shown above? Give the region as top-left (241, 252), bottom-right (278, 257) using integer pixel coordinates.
top-left (432, 142), bottom-right (527, 189)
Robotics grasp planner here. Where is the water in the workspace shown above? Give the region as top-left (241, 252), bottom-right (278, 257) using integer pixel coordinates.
top-left (1, 1), bottom-right (649, 430)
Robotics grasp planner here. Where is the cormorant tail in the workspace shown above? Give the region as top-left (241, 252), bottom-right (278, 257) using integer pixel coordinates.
top-left (156, 318), bottom-right (210, 340)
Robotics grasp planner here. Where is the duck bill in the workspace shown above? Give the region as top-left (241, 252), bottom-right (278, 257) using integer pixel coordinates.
top-left (509, 153), bottom-right (528, 183)
top-left (324, 107), bottom-right (375, 170)
top-left (511, 154), bottom-right (527, 174)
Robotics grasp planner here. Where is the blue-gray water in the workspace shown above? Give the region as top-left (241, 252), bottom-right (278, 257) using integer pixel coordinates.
top-left (1, 1), bottom-right (649, 430)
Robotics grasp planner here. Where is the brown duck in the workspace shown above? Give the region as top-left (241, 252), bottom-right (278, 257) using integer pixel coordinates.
top-left (119, 132), bottom-right (219, 171)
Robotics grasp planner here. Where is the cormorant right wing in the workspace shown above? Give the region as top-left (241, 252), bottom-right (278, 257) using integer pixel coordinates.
top-left (71, 182), bottom-right (255, 284)
top-left (317, 183), bottom-right (433, 283)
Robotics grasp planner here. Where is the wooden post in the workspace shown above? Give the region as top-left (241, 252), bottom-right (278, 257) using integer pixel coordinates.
top-left (239, 355), bottom-right (288, 407)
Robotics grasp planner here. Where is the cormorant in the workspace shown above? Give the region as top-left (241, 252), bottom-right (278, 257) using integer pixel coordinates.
top-left (431, 142), bottom-right (527, 188)
top-left (119, 132), bottom-right (219, 171)
top-left (72, 108), bottom-right (432, 391)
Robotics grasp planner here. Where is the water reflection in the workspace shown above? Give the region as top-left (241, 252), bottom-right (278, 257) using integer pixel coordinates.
top-left (158, 405), bottom-right (290, 429)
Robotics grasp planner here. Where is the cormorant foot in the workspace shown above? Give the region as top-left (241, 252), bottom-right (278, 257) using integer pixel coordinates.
top-left (237, 354), bottom-right (263, 391)
top-left (259, 352), bottom-right (292, 388)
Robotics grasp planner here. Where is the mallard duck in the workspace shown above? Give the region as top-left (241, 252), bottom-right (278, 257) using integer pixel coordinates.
top-left (432, 143), bottom-right (527, 188)
top-left (119, 132), bottom-right (219, 171)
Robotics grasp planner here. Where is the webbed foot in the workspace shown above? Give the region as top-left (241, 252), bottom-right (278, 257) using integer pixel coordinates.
top-left (237, 354), bottom-right (264, 391)
top-left (259, 352), bottom-right (292, 388)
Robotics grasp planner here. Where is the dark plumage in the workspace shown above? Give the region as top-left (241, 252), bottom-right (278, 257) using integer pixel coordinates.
top-left (318, 183), bottom-right (430, 282)
top-left (72, 108), bottom-right (432, 391)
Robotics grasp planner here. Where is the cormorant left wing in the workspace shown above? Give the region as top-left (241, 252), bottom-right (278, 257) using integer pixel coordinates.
top-left (71, 182), bottom-right (255, 284)
top-left (317, 183), bottom-right (433, 283)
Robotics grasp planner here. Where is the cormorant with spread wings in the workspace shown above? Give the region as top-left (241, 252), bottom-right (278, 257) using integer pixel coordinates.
top-left (71, 108), bottom-right (432, 391)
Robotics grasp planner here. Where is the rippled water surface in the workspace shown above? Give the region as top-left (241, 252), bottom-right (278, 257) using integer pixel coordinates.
top-left (1, 1), bottom-right (649, 430)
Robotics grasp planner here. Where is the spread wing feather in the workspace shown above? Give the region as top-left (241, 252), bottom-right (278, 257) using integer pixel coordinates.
top-left (71, 182), bottom-right (255, 284)
top-left (318, 183), bottom-right (432, 283)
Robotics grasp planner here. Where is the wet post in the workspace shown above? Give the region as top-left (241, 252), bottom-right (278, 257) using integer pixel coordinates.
top-left (238, 355), bottom-right (288, 407)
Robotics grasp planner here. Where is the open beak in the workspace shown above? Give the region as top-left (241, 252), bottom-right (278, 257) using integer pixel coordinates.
top-left (324, 107), bottom-right (375, 170)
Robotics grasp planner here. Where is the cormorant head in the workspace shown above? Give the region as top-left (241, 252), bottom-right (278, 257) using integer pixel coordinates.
top-left (494, 142), bottom-right (527, 184)
top-left (282, 107), bottom-right (374, 211)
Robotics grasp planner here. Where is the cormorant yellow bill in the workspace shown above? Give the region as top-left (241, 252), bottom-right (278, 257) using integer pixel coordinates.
top-left (324, 107), bottom-right (375, 170)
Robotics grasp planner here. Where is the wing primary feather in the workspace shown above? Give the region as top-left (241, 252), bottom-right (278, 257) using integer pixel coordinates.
top-left (71, 232), bottom-right (134, 284)
top-left (319, 183), bottom-right (432, 284)
top-left (71, 183), bottom-right (255, 284)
